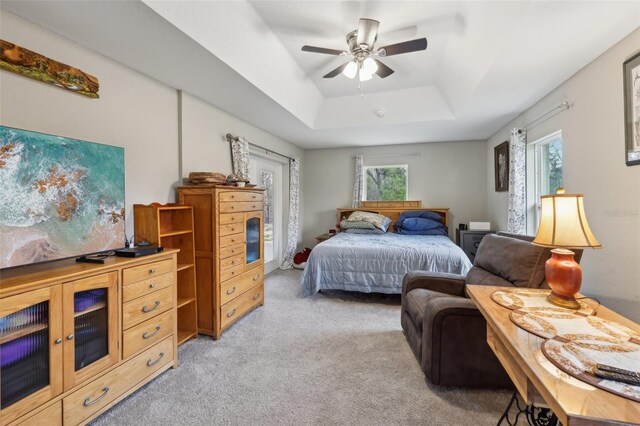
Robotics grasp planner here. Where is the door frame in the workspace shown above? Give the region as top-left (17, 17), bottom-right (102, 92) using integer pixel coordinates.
top-left (249, 151), bottom-right (285, 274)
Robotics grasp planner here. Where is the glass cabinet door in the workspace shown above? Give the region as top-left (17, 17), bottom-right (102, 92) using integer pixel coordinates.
top-left (0, 286), bottom-right (63, 423)
top-left (245, 211), bottom-right (263, 267)
top-left (62, 272), bottom-right (118, 390)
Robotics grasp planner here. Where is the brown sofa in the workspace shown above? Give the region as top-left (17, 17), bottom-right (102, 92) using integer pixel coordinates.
top-left (401, 232), bottom-right (582, 388)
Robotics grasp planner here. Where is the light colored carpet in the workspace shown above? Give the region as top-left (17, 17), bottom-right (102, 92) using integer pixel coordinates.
top-left (92, 270), bottom-right (510, 425)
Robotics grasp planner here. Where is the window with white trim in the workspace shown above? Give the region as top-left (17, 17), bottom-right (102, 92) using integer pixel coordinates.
top-left (533, 131), bottom-right (564, 227)
top-left (363, 165), bottom-right (408, 201)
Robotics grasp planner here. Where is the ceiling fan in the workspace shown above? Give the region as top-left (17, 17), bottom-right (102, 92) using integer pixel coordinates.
top-left (301, 18), bottom-right (428, 81)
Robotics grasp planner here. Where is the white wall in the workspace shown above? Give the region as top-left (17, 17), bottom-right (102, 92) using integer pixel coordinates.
top-left (302, 141), bottom-right (488, 247)
top-left (0, 11), bottom-right (304, 263)
top-left (486, 28), bottom-right (640, 321)
top-left (0, 11), bottom-right (180, 240)
top-left (179, 92), bottom-right (305, 258)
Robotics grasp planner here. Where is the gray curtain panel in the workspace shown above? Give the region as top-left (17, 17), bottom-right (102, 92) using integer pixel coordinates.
top-left (230, 136), bottom-right (250, 180)
top-left (280, 157), bottom-right (300, 269)
top-left (352, 154), bottom-right (364, 208)
top-left (507, 128), bottom-right (527, 234)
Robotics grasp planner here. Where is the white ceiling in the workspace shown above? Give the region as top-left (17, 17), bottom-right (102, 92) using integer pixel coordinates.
top-left (2, 1), bottom-right (640, 149)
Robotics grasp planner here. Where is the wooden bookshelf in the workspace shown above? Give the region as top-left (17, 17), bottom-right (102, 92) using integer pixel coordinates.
top-left (134, 204), bottom-right (198, 345)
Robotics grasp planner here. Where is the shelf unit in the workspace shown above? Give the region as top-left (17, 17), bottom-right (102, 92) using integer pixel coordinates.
top-left (134, 204), bottom-right (197, 345)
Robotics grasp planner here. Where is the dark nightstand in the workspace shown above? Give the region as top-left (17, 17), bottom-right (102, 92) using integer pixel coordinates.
top-left (315, 233), bottom-right (336, 244)
top-left (457, 230), bottom-right (495, 262)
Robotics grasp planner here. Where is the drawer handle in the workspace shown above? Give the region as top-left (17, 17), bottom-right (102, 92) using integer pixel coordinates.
top-left (227, 286), bottom-right (236, 295)
top-left (67, 334), bottom-right (74, 341)
top-left (149, 268), bottom-right (156, 274)
top-left (83, 386), bottom-right (110, 407)
top-left (143, 325), bottom-right (161, 339)
top-left (231, 271), bottom-right (236, 276)
top-left (253, 292), bottom-right (261, 301)
top-left (231, 249), bottom-right (236, 253)
top-left (142, 301), bottom-right (160, 313)
top-left (253, 274), bottom-right (260, 281)
top-left (55, 338), bottom-right (63, 344)
top-left (231, 260), bottom-right (236, 265)
top-left (226, 308), bottom-right (236, 318)
top-left (147, 352), bottom-right (165, 367)
top-left (231, 227), bottom-right (235, 232)
top-left (252, 205), bottom-right (257, 209)
top-left (252, 195), bottom-right (256, 199)
top-left (149, 283), bottom-right (156, 289)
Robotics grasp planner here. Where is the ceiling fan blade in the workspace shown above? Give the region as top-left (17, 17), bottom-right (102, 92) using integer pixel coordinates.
top-left (378, 38), bottom-right (427, 57)
top-left (302, 45), bottom-right (347, 56)
top-left (373, 60), bottom-right (394, 78)
top-left (356, 18), bottom-right (379, 48)
top-left (323, 62), bottom-right (350, 78)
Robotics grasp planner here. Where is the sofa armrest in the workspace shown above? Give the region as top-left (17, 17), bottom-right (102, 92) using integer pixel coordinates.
top-left (402, 271), bottom-right (466, 297)
top-left (421, 296), bottom-right (506, 387)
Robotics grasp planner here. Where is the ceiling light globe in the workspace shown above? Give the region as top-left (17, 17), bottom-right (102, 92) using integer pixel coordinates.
top-left (362, 57), bottom-right (378, 75)
top-left (342, 61), bottom-right (358, 79)
top-left (359, 68), bottom-right (373, 82)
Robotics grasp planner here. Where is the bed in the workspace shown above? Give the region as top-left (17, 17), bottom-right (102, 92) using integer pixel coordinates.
top-left (301, 203), bottom-right (472, 296)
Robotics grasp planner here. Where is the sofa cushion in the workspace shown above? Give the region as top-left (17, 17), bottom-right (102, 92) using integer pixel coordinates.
top-left (467, 234), bottom-right (552, 288)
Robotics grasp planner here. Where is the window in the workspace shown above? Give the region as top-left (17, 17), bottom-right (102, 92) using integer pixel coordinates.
top-left (363, 165), bottom-right (408, 201)
top-left (533, 131), bottom-right (563, 225)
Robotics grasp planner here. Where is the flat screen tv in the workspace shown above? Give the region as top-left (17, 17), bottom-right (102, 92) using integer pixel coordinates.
top-left (0, 126), bottom-right (125, 269)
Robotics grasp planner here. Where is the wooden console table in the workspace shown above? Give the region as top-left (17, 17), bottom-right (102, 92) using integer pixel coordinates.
top-left (467, 285), bottom-right (640, 425)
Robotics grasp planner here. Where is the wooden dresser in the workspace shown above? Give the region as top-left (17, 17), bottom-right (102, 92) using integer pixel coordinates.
top-left (177, 185), bottom-right (265, 340)
top-left (0, 251), bottom-right (178, 426)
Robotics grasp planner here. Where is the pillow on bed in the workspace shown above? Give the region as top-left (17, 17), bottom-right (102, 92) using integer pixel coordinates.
top-left (396, 227), bottom-right (448, 236)
top-left (344, 228), bottom-right (385, 235)
top-left (340, 219), bottom-right (377, 230)
top-left (398, 217), bottom-right (443, 232)
top-left (395, 211), bottom-right (443, 228)
top-left (346, 211), bottom-right (391, 231)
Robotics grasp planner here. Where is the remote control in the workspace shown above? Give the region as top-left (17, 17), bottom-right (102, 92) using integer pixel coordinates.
top-left (596, 364), bottom-right (640, 379)
top-left (594, 369), bottom-right (640, 386)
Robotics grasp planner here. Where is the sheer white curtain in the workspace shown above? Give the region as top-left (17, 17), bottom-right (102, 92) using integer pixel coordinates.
top-left (230, 136), bottom-right (250, 180)
top-left (507, 129), bottom-right (527, 234)
top-left (352, 154), bottom-right (364, 208)
top-left (280, 158), bottom-right (300, 269)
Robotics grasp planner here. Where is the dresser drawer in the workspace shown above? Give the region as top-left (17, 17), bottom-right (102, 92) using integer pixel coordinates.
top-left (220, 243), bottom-right (245, 259)
top-left (219, 212), bottom-right (244, 225)
top-left (122, 286), bottom-right (173, 330)
top-left (220, 264), bottom-right (244, 283)
top-left (221, 283), bottom-right (263, 329)
top-left (122, 272), bottom-right (173, 303)
top-left (220, 253), bottom-right (244, 270)
top-left (63, 337), bottom-right (173, 426)
top-left (13, 401), bottom-right (61, 426)
top-left (220, 266), bottom-right (263, 305)
top-left (123, 259), bottom-right (174, 285)
top-left (123, 310), bottom-right (174, 359)
top-left (219, 223), bottom-right (243, 237)
top-left (219, 201), bottom-right (262, 213)
top-left (220, 233), bottom-right (245, 247)
top-left (219, 192), bottom-right (263, 202)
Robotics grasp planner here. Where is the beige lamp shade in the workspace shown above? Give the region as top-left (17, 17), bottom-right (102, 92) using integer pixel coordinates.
top-left (533, 193), bottom-right (602, 249)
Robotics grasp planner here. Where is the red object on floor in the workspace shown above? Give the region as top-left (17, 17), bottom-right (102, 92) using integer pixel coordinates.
top-left (294, 248), bottom-right (312, 265)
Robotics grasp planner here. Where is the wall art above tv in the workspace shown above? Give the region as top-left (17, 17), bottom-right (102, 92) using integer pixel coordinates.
top-left (0, 126), bottom-right (124, 269)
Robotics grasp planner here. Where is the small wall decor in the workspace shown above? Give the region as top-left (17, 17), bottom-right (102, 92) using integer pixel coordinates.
top-left (494, 140), bottom-right (509, 191)
top-left (0, 39), bottom-right (99, 98)
top-left (624, 50), bottom-right (640, 166)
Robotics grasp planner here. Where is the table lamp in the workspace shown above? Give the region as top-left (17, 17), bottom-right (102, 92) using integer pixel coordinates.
top-left (532, 189), bottom-right (602, 309)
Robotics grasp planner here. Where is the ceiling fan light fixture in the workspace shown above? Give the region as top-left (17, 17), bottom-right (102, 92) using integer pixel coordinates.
top-left (359, 67), bottom-right (373, 82)
top-left (343, 61), bottom-right (358, 79)
top-left (362, 57), bottom-right (378, 75)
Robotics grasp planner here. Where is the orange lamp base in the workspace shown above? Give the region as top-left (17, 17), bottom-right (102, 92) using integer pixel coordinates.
top-left (545, 248), bottom-right (582, 310)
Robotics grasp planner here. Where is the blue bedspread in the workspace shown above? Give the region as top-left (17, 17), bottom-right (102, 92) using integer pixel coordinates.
top-left (301, 233), bottom-right (472, 296)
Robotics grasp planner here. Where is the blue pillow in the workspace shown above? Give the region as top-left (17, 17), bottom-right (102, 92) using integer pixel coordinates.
top-left (396, 211), bottom-right (443, 228)
top-left (398, 217), bottom-right (442, 232)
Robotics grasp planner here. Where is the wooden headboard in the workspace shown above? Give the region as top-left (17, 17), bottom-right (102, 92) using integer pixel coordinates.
top-left (337, 201), bottom-right (449, 232)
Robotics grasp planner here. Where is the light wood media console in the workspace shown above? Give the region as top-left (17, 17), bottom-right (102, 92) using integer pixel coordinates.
top-left (0, 250), bottom-right (179, 425)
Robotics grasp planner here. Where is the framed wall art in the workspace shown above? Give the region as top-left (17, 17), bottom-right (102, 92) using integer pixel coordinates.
top-left (624, 51), bottom-right (640, 166)
top-left (494, 141), bottom-right (509, 192)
